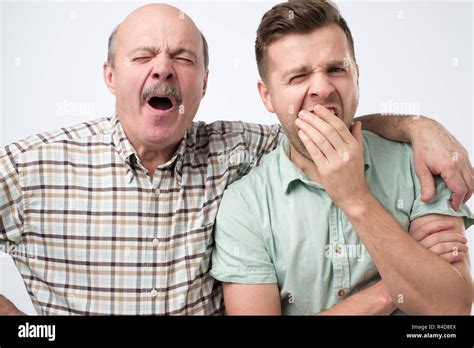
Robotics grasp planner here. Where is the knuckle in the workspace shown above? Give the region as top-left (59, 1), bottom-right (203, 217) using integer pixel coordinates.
top-left (327, 127), bottom-right (338, 139)
top-left (440, 254), bottom-right (454, 263)
top-left (446, 161), bottom-right (457, 171)
top-left (430, 244), bottom-right (441, 254)
top-left (315, 136), bottom-right (327, 147)
top-left (335, 123), bottom-right (345, 133)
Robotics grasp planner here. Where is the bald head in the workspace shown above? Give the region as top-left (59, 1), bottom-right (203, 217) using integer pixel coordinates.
top-left (107, 4), bottom-right (208, 70)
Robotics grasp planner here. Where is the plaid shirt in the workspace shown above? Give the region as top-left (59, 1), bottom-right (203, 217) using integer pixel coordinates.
top-left (0, 117), bottom-right (281, 315)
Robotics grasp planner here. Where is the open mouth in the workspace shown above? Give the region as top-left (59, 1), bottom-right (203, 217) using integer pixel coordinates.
top-left (147, 96), bottom-right (174, 111)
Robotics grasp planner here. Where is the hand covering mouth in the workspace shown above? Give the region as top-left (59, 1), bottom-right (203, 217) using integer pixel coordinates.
top-left (326, 106), bottom-right (339, 117)
top-left (314, 104), bottom-right (340, 118)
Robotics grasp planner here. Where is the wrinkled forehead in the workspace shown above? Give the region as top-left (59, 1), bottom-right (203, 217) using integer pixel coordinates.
top-left (117, 8), bottom-right (203, 54)
top-left (267, 24), bottom-right (353, 74)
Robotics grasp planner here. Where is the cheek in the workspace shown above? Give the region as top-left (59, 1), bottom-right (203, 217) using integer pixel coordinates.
top-left (116, 66), bottom-right (147, 96)
top-left (336, 80), bottom-right (357, 104)
top-left (181, 73), bottom-right (205, 107)
top-left (273, 86), bottom-right (307, 119)
top-left (348, 85), bottom-right (359, 108)
top-left (114, 76), bottom-right (134, 100)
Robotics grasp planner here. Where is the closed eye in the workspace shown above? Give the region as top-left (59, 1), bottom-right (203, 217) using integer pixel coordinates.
top-left (176, 57), bottom-right (194, 64)
top-left (328, 67), bottom-right (346, 73)
top-left (132, 56), bottom-right (152, 62)
top-left (289, 74), bottom-right (306, 83)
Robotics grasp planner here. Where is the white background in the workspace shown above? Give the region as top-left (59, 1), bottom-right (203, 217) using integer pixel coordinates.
top-left (1, 0), bottom-right (473, 309)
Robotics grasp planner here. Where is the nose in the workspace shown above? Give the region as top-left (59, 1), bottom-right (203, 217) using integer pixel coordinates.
top-left (308, 73), bottom-right (335, 101)
top-left (151, 56), bottom-right (174, 82)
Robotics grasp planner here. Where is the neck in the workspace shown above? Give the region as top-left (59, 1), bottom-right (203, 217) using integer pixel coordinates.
top-left (289, 144), bottom-right (322, 185)
top-left (133, 142), bottom-right (179, 177)
top-left (116, 111), bottom-right (182, 177)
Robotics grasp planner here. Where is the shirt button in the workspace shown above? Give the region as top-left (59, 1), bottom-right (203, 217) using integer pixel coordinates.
top-left (335, 244), bottom-right (342, 254)
top-left (338, 289), bottom-right (346, 297)
top-left (155, 188), bottom-right (160, 195)
top-left (152, 238), bottom-right (159, 247)
top-left (150, 288), bottom-right (158, 298)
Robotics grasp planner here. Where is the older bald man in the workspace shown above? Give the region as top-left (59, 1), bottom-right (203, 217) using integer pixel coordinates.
top-left (0, 3), bottom-right (472, 315)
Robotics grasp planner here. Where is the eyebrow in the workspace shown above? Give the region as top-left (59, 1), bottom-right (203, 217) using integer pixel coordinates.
top-left (325, 59), bottom-right (348, 67)
top-left (129, 46), bottom-right (158, 55)
top-left (282, 65), bottom-right (311, 80)
top-left (129, 46), bottom-right (199, 62)
top-left (282, 59), bottom-right (349, 79)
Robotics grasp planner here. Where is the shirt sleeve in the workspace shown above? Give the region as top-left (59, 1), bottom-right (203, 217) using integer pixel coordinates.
top-left (210, 186), bottom-right (277, 284)
top-left (407, 145), bottom-right (474, 229)
top-left (241, 122), bottom-right (282, 167)
top-left (0, 118), bottom-right (109, 244)
top-left (0, 144), bottom-right (24, 243)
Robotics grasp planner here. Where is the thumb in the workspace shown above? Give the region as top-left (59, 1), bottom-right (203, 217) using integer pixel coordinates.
top-left (416, 164), bottom-right (436, 203)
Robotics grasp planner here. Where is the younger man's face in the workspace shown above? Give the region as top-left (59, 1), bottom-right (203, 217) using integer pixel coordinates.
top-left (258, 23), bottom-right (360, 159)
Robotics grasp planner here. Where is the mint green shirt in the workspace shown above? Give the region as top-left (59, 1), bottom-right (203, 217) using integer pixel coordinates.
top-left (210, 131), bottom-right (473, 315)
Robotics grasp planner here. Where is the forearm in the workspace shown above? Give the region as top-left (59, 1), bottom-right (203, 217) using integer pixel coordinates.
top-left (355, 114), bottom-right (429, 143)
top-left (342, 194), bottom-right (471, 315)
top-left (315, 280), bottom-right (396, 315)
top-left (0, 294), bottom-right (25, 315)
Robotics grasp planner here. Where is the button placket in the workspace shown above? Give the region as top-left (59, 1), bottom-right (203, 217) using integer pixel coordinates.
top-left (329, 203), bottom-right (345, 299)
top-left (144, 179), bottom-right (157, 302)
top-left (336, 207), bottom-right (351, 293)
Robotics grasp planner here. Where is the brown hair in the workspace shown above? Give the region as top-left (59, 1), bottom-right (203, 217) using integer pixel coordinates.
top-left (255, 0), bottom-right (355, 80)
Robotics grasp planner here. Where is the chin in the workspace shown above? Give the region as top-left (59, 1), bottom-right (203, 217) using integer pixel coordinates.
top-left (144, 124), bottom-right (184, 145)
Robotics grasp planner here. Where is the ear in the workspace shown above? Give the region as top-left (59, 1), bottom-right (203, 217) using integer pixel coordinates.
top-left (257, 79), bottom-right (275, 113)
top-left (355, 63), bottom-right (360, 87)
top-left (201, 70), bottom-right (209, 98)
top-left (103, 61), bottom-right (116, 95)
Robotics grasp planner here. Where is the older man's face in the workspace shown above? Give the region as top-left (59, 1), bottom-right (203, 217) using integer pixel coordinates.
top-left (105, 5), bottom-right (208, 153)
top-left (258, 23), bottom-right (359, 159)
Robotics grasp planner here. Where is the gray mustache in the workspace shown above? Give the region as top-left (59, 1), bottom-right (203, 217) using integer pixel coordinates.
top-left (141, 83), bottom-right (182, 106)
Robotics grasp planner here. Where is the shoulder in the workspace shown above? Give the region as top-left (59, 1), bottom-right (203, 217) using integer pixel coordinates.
top-left (189, 120), bottom-right (280, 148)
top-left (363, 130), bottom-right (413, 167)
top-left (1, 117), bottom-right (112, 164)
top-left (202, 120), bottom-right (279, 136)
top-left (363, 130), bottom-right (412, 153)
top-left (222, 146), bottom-right (282, 203)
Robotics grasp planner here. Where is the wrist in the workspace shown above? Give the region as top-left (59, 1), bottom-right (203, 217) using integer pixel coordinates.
top-left (405, 115), bottom-right (433, 142)
top-left (379, 290), bottom-right (397, 313)
top-left (338, 190), bottom-right (375, 218)
top-left (374, 280), bottom-right (397, 313)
